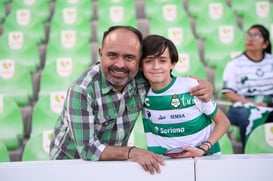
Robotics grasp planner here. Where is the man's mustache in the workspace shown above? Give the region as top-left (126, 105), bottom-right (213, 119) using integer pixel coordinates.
top-left (110, 66), bottom-right (129, 73)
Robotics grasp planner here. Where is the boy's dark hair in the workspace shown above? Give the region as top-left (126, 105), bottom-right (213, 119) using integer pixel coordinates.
top-left (141, 35), bottom-right (178, 64)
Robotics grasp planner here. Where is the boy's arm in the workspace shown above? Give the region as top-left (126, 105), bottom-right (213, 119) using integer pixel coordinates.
top-left (205, 109), bottom-right (230, 146)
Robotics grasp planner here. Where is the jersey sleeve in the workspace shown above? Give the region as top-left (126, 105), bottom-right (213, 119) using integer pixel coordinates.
top-left (222, 61), bottom-right (237, 93)
top-left (194, 97), bottom-right (218, 118)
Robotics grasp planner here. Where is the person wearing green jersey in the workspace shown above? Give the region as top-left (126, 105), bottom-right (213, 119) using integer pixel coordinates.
top-left (141, 34), bottom-right (230, 158)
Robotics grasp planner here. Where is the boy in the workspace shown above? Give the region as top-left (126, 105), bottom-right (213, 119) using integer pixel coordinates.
top-left (141, 35), bottom-right (230, 158)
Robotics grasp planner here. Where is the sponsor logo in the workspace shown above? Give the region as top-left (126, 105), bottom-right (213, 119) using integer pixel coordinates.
top-left (155, 126), bottom-right (185, 134)
top-left (170, 114), bottom-right (185, 119)
top-left (158, 115), bottom-right (166, 120)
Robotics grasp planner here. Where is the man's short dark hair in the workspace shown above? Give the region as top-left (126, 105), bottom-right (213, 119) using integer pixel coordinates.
top-left (102, 25), bottom-right (143, 48)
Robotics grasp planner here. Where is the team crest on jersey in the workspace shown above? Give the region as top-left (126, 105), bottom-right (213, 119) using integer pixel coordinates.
top-left (170, 94), bottom-right (181, 108)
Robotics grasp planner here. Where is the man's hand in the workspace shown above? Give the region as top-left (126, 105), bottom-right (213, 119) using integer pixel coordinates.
top-left (190, 75), bottom-right (213, 102)
top-left (129, 147), bottom-right (165, 175)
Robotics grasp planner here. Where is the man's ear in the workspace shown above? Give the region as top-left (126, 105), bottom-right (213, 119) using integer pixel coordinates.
top-left (98, 48), bottom-right (102, 57)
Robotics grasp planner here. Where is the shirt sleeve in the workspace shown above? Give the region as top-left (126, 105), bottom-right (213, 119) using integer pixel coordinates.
top-left (194, 97), bottom-right (218, 118)
top-left (222, 61), bottom-right (237, 93)
top-left (67, 85), bottom-right (105, 161)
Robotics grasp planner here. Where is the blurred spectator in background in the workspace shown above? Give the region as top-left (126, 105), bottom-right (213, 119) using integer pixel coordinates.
top-left (222, 24), bottom-right (273, 151)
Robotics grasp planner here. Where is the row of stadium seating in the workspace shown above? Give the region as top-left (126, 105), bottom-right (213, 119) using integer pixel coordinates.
top-left (1, 0), bottom-right (273, 161)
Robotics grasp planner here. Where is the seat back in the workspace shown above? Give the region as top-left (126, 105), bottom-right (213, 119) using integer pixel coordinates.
top-left (96, 0), bottom-right (138, 44)
top-left (46, 30), bottom-right (92, 67)
top-left (245, 123), bottom-right (273, 153)
top-left (187, 0), bottom-right (227, 18)
top-left (0, 60), bottom-right (33, 106)
top-left (241, 1), bottom-right (273, 31)
top-left (195, 2), bottom-right (238, 41)
top-left (50, 7), bottom-right (92, 42)
top-left (133, 113), bottom-right (147, 150)
top-left (145, 0), bottom-right (189, 26)
top-left (149, 21), bottom-right (196, 48)
top-left (204, 26), bottom-right (244, 69)
top-left (0, 31), bottom-right (40, 74)
top-left (10, 0), bottom-right (51, 22)
top-left (219, 133), bottom-right (234, 154)
top-left (3, 9), bottom-right (46, 45)
top-left (39, 59), bottom-right (86, 98)
top-left (54, 0), bottom-right (93, 20)
top-left (231, 0), bottom-right (270, 18)
top-left (0, 139), bottom-right (10, 162)
top-left (22, 131), bottom-right (52, 161)
top-left (172, 52), bottom-right (207, 80)
top-left (31, 93), bottom-right (65, 137)
top-left (0, 94), bottom-right (24, 150)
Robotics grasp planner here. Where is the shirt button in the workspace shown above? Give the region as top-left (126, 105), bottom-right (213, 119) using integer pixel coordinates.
top-left (103, 122), bottom-right (109, 126)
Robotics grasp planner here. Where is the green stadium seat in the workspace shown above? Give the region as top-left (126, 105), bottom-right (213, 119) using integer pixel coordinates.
top-left (0, 31), bottom-right (41, 74)
top-left (22, 131), bottom-right (52, 161)
top-left (195, 3), bottom-right (238, 41)
top-left (96, 0), bottom-right (138, 44)
top-left (39, 59), bottom-right (86, 98)
top-left (230, 0), bottom-right (270, 18)
top-left (31, 93), bottom-right (65, 137)
top-left (3, 9), bottom-right (46, 45)
top-left (54, 0), bottom-right (93, 20)
top-left (245, 123), bottom-right (273, 153)
top-left (50, 7), bottom-right (92, 42)
top-left (145, 0), bottom-right (192, 42)
top-left (10, 0), bottom-right (51, 23)
top-left (145, 0), bottom-right (189, 24)
top-left (0, 95), bottom-right (24, 150)
top-left (219, 133), bottom-right (234, 154)
top-left (0, 139), bottom-right (10, 162)
top-left (241, 1), bottom-right (273, 31)
top-left (187, 0), bottom-right (227, 18)
top-left (203, 26), bottom-right (244, 69)
top-left (149, 21), bottom-right (196, 48)
top-left (133, 113), bottom-right (147, 150)
top-left (172, 52), bottom-right (207, 80)
top-left (46, 30), bottom-right (92, 67)
top-left (0, 60), bottom-right (33, 106)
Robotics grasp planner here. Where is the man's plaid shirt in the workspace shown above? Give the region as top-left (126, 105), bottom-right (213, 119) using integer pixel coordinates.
top-left (49, 63), bottom-right (149, 160)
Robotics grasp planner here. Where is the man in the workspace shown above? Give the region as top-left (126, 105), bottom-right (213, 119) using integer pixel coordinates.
top-left (50, 26), bottom-right (213, 174)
